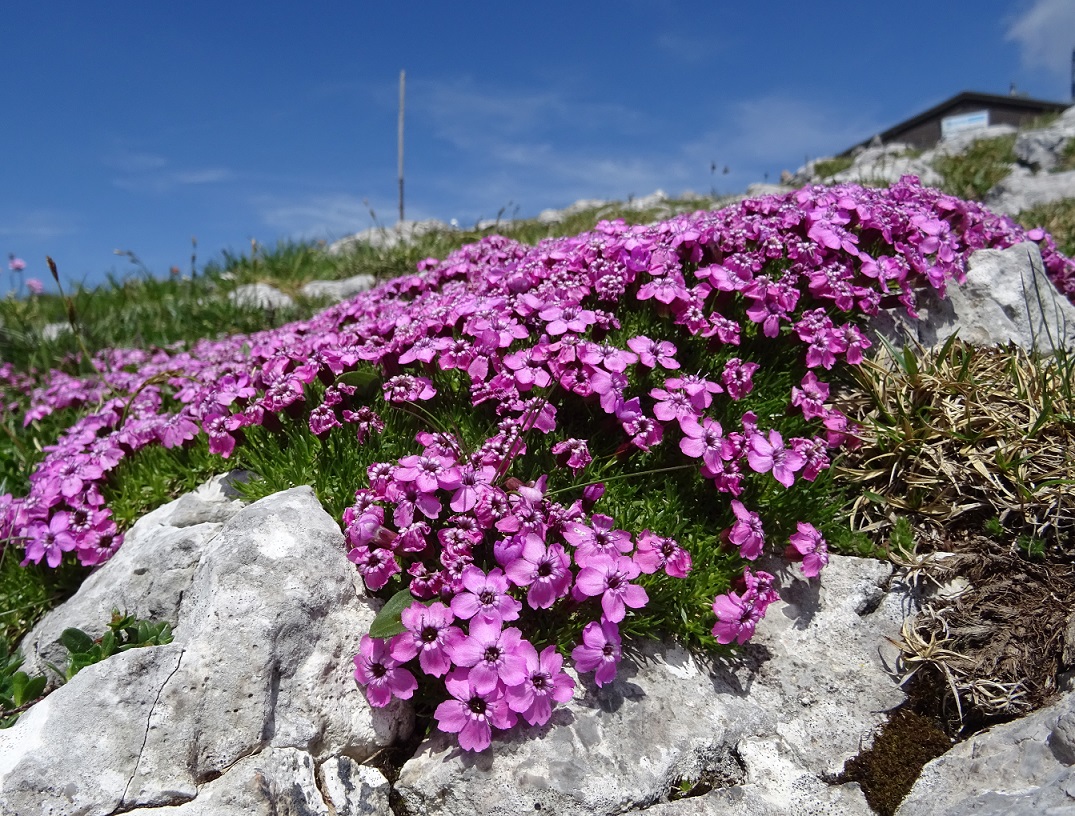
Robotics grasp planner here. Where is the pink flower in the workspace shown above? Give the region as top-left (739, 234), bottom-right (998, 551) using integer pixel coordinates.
top-left (571, 619), bottom-right (621, 686)
top-left (721, 358), bottom-right (760, 401)
top-left (353, 635), bottom-right (418, 707)
top-left (650, 387), bottom-right (698, 426)
top-left (633, 530), bottom-right (692, 577)
top-left (791, 372), bottom-right (830, 420)
top-left (616, 397), bottom-right (663, 451)
top-left (434, 668), bottom-right (517, 752)
top-left (347, 545), bottom-right (400, 590)
top-left (24, 513), bottom-right (77, 568)
top-left (626, 336), bottom-right (680, 369)
top-left (786, 522), bottom-right (829, 578)
top-left (746, 430), bottom-right (805, 488)
top-left (8, 256), bottom-right (26, 272)
top-left (538, 303), bottom-right (596, 335)
top-left (562, 514), bottom-right (633, 564)
top-left (503, 536), bottom-right (572, 609)
top-left (505, 642), bottom-right (575, 726)
top-left (447, 618), bottom-right (529, 693)
top-left (663, 373), bottom-right (723, 411)
top-left (551, 438), bottom-right (592, 475)
top-left (711, 569), bottom-right (778, 645)
top-left (25, 278), bottom-right (43, 295)
top-left (390, 601), bottom-right (464, 677)
top-left (394, 453), bottom-right (461, 494)
top-left (450, 565), bottom-right (523, 626)
top-left (679, 417), bottom-right (729, 471)
top-left (345, 505), bottom-right (395, 549)
top-left (727, 499), bottom-right (765, 560)
top-left (383, 374), bottom-right (436, 402)
top-left (308, 404), bottom-right (342, 436)
top-left (572, 553), bottom-right (648, 623)
top-left (386, 479), bottom-right (442, 527)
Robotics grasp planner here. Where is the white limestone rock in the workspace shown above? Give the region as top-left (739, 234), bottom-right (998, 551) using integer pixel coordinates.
top-left (1014, 105), bottom-right (1075, 172)
top-left (228, 282), bottom-right (295, 311)
top-left (0, 486), bottom-right (410, 816)
top-left (833, 144), bottom-right (942, 188)
top-left (17, 472), bottom-right (249, 678)
top-left (931, 124), bottom-right (1018, 157)
top-left (896, 689), bottom-right (1075, 815)
top-left (537, 198), bottom-right (607, 224)
top-left (318, 757), bottom-right (393, 816)
top-left (395, 555), bottom-right (902, 816)
top-left (328, 219), bottom-right (453, 254)
top-left (985, 167), bottom-right (1075, 215)
top-left (130, 747), bottom-right (326, 815)
top-left (300, 273), bottom-right (376, 302)
top-left (869, 241), bottom-right (1075, 353)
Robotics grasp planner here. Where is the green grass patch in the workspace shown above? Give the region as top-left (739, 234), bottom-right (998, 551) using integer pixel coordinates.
top-left (812, 155), bottom-right (855, 180)
top-left (1016, 198), bottom-right (1075, 258)
top-left (931, 135), bottom-right (1017, 202)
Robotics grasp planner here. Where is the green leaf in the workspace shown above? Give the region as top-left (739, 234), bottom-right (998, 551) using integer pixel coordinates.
top-left (60, 628), bottom-right (95, 655)
top-left (369, 588), bottom-right (420, 639)
top-left (99, 631), bottom-right (118, 658)
top-left (21, 674), bottom-right (46, 705)
top-left (152, 622), bottom-right (174, 645)
top-left (10, 672), bottom-right (27, 704)
top-left (901, 345), bottom-right (920, 381)
top-left (335, 365), bottom-right (382, 400)
top-left (12, 672), bottom-right (45, 707)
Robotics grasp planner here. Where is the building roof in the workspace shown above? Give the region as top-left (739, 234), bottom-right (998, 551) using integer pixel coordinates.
top-left (843, 90), bottom-right (1070, 155)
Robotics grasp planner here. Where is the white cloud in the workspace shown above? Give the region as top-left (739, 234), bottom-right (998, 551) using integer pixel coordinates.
top-left (0, 210), bottom-right (79, 240)
top-left (172, 168), bottom-right (233, 185)
top-left (106, 151), bottom-right (169, 173)
top-left (112, 165), bottom-right (234, 194)
top-left (415, 78), bottom-right (646, 153)
top-left (681, 94), bottom-right (884, 182)
top-left (254, 193), bottom-right (439, 240)
top-left (107, 149), bottom-right (234, 194)
top-left (654, 31), bottom-right (716, 65)
top-left (1005, 0), bottom-right (1075, 78)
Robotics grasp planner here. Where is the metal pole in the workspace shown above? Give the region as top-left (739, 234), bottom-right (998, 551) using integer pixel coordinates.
top-left (398, 69), bottom-right (405, 224)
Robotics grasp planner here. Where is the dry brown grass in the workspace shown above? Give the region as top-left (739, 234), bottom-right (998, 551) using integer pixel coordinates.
top-left (836, 336), bottom-right (1075, 729)
top-left (839, 336), bottom-right (1075, 549)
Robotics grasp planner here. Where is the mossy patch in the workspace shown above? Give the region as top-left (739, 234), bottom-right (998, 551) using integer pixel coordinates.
top-left (835, 706), bottom-right (951, 815)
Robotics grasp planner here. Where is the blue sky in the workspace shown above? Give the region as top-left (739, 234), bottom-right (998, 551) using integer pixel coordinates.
top-left (3, 1), bottom-right (1074, 291)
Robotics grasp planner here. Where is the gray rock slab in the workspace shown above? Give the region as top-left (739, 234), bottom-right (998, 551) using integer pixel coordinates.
top-left (1015, 105), bottom-right (1075, 172)
top-left (396, 555), bottom-right (902, 816)
top-left (897, 689), bottom-right (1075, 816)
top-left (832, 145), bottom-right (942, 188)
top-left (119, 747), bottom-right (328, 816)
top-left (328, 219), bottom-right (453, 254)
top-left (869, 241), bottom-right (1075, 353)
top-left (632, 767), bottom-right (871, 816)
top-left (0, 646), bottom-right (186, 816)
top-left (228, 282), bottom-right (295, 311)
top-left (0, 486), bottom-right (410, 816)
top-left (300, 274), bottom-right (376, 302)
top-left (318, 757), bottom-right (392, 816)
top-left (114, 749), bottom-right (391, 816)
top-left (986, 167), bottom-right (1075, 215)
top-left (17, 473), bottom-right (248, 678)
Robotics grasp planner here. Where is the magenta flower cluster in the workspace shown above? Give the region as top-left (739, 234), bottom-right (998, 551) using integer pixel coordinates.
top-left (2, 177), bottom-right (1073, 750)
